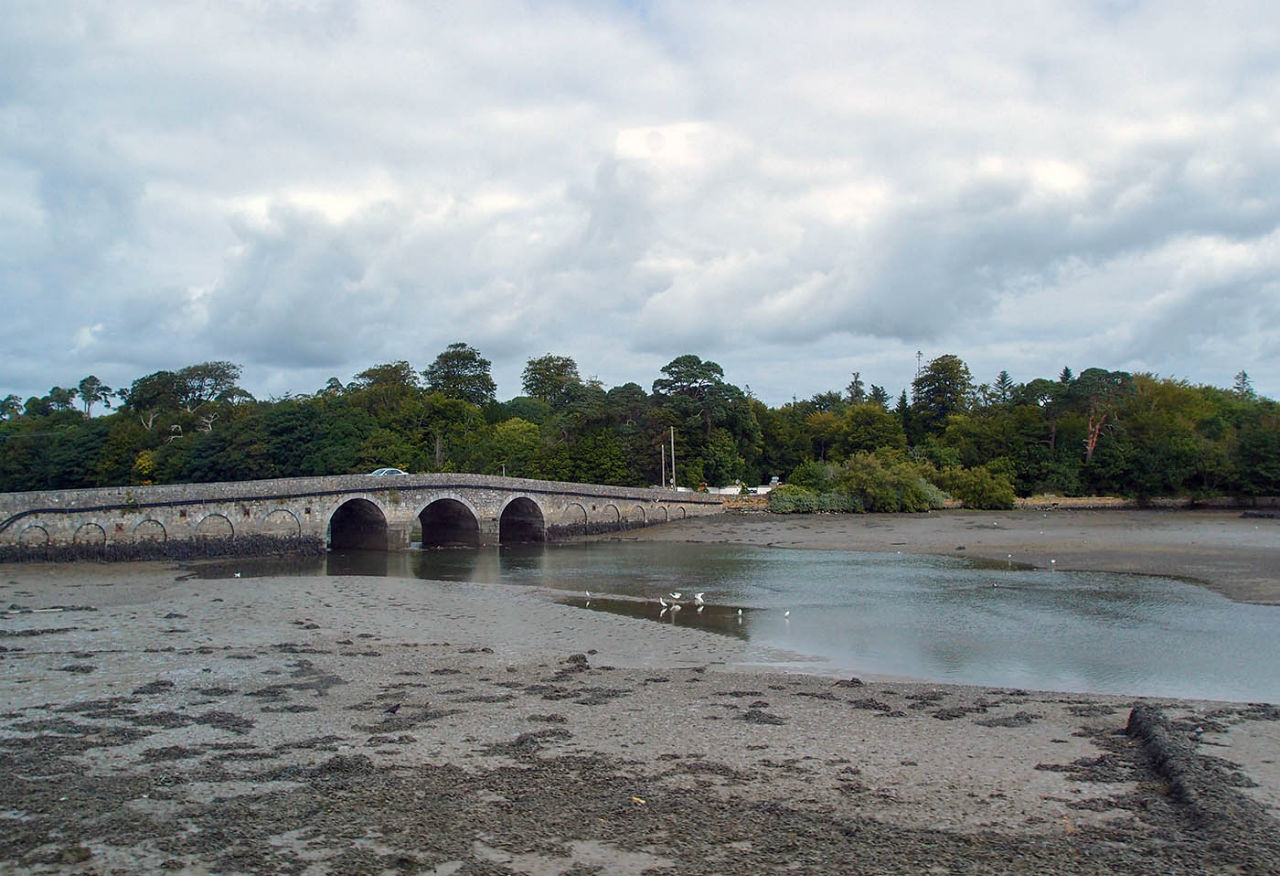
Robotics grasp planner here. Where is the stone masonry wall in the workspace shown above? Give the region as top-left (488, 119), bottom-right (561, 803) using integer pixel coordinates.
top-left (0, 474), bottom-right (721, 558)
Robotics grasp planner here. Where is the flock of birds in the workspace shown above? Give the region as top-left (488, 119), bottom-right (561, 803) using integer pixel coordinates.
top-left (584, 589), bottom-right (788, 623)
top-left (656, 591), bottom-right (706, 617)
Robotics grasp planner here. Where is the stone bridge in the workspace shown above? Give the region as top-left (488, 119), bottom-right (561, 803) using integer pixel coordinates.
top-left (0, 473), bottom-right (722, 559)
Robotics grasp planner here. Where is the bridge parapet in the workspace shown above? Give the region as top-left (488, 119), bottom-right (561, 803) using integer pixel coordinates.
top-left (0, 474), bottom-right (721, 560)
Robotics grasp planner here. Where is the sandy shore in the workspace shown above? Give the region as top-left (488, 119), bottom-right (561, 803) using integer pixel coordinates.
top-left (1, 510), bottom-right (1278, 873)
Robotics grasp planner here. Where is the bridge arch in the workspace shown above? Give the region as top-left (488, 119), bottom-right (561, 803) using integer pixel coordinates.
top-left (195, 514), bottom-right (234, 541)
top-left (261, 509), bottom-right (302, 538)
top-left (558, 502), bottom-right (588, 526)
top-left (626, 505), bottom-right (646, 524)
top-left (654, 506), bottom-right (669, 522)
top-left (419, 497), bottom-right (480, 548)
top-left (133, 519), bottom-right (166, 542)
top-left (19, 525), bottom-right (49, 546)
top-left (499, 495), bottom-right (545, 544)
top-left (329, 498), bottom-right (388, 550)
top-left (74, 523), bottom-right (107, 546)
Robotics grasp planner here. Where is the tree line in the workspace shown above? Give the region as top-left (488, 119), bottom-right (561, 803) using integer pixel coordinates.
top-left (2, 346), bottom-right (1276, 510)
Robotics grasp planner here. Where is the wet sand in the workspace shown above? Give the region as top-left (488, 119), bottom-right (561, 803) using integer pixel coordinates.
top-left (1, 510), bottom-right (1278, 873)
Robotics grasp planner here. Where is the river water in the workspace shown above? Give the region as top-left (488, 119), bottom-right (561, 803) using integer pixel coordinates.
top-left (227, 541), bottom-right (1280, 702)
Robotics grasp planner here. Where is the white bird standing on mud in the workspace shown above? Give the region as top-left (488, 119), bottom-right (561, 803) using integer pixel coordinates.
top-left (693, 592), bottom-right (705, 605)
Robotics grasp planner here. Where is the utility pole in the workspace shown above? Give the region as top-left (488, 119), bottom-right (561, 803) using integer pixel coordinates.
top-left (660, 443), bottom-right (666, 488)
top-left (670, 426), bottom-right (676, 489)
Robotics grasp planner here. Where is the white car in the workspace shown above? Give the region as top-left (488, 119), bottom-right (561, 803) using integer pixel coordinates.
top-left (368, 467), bottom-right (408, 476)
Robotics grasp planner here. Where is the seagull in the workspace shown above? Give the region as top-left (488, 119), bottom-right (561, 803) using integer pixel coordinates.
top-left (693, 592), bottom-right (705, 605)
top-left (659, 596), bottom-right (669, 607)
top-left (234, 572), bottom-right (242, 578)
top-left (784, 610), bottom-right (791, 619)
top-left (670, 592), bottom-right (682, 601)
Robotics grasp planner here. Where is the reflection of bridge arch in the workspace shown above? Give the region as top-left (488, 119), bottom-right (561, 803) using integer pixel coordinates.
top-left (499, 496), bottom-right (545, 543)
top-left (329, 499), bottom-right (387, 550)
top-left (419, 498), bottom-right (480, 548)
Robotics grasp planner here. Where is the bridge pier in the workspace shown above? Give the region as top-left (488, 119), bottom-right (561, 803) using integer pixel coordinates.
top-left (387, 520), bottom-right (415, 551)
top-left (478, 518), bottom-right (501, 547)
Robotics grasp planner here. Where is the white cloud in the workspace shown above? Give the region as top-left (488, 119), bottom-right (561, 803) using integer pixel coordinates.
top-left (1, 0), bottom-right (1278, 404)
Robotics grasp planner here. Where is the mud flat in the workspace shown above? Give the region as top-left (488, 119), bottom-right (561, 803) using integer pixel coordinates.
top-left (622, 508), bottom-right (1280, 605)
top-left (1, 560), bottom-right (1277, 873)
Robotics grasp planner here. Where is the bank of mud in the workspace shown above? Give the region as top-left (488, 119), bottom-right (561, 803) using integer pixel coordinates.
top-left (1, 566), bottom-right (1277, 873)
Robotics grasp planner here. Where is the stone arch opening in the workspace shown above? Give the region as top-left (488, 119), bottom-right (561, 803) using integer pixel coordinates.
top-left (654, 506), bottom-right (670, 522)
top-left (601, 504), bottom-right (621, 523)
top-left (675, 506), bottom-right (687, 519)
top-left (500, 497), bottom-right (545, 544)
top-left (419, 499), bottom-right (480, 548)
top-left (329, 499), bottom-right (388, 550)
top-left (196, 514), bottom-right (234, 541)
top-left (133, 520), bottom-right (167, 542)
top-left (559, 503), bottom-right (588, 526)
top-left (626, 505), bottom-right (646, 524)
top-left (74, 523), bottom-right (107, 546)
top-left (262, 509), bottom-right (302, 538)
top-left (19, 525), bottom-right (49, 546)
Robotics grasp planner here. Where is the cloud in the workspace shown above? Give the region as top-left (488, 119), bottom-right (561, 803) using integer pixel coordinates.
top-left (1, 0), bottom-right (1278, 405)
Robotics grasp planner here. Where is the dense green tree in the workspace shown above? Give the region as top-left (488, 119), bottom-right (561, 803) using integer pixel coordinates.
top-left (521, 354), bottom-right (581, 407)
top-left (76, 375), bottom-right (113, 416)
top-left (845, 372), bottom-right (866, 405)
top-left (121, 370), bottom-right (185, 429)
top-left (424, 343), bottom-right (496, 406)
top-left (911, 354), bottom-right (973, 436)
top-left (838, 404), bottom-right (907, 456)
top-left (175, 361), bottom-right (244, 411)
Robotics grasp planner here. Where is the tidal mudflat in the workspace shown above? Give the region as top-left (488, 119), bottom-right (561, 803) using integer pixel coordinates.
top-left (1, 509), bottom-right (1277, 873)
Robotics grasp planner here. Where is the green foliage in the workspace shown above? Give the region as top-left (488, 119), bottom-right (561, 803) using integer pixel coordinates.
top-left (423, 343), bottom-right (496, 406)
top-left (3, 355), bottom-right (1277, 504)
top-left (787, 460), bottom-right (838, 492)
top-left (835, 452), bottom-right (944, 513)
top-left (522, 354), bottom-right (581, 406)
top-left (911, 354), bottom-right (973, 436)
top-left (933, 466), bottom-right (1016, 509)
top-left (767, 483), bottom-right (862, 514)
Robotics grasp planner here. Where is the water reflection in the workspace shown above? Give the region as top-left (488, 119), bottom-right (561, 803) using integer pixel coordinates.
top-left (188, 541), bottom-right (1280, 701)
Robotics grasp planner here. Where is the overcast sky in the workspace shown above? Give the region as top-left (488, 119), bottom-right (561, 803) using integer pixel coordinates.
top-left (3, 1), bottom-right (1278, 407)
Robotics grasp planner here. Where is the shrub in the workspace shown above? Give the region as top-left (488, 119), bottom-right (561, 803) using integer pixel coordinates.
top-left (835, 452), bottom-right (945, 513)
top-left (934, 465), bottom-right (1016, 510)
top-left (767, 483), bottom-right (862, 514)
top-left (788, 460), bottom-right (839, 492)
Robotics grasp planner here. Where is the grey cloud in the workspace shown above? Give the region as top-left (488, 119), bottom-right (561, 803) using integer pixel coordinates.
top-left (2, 1), bottom-right (1279, 404)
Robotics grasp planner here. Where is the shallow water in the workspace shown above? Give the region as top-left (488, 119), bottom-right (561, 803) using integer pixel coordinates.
top-left (219, 541), bottom-right (1280, 702)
